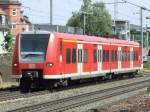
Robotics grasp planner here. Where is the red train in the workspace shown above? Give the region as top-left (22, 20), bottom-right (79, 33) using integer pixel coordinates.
top-left (12, 31), bottom-right (141, 91)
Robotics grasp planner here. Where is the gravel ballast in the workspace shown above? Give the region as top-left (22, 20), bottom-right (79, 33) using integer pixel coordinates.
top-left (0, 75), bottom-right (149, 112)
top-left (97, 91), bottom-right (150, 112)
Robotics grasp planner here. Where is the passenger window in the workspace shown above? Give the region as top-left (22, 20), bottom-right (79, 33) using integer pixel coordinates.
top-left (122, 51), bottom-right (125, 61)
top-left (128, 51), bottom-right (130, 61)
top-left (118, 51), bottom-right (122, 61)
top-left (66, 48), bottom-right (71, 64)
top-left (72, 49), bottom-right (76, 63)
top-left (83, 49), bottom-right (88, 63)
top-left (134, 51), bottom-right (136, 61)
top-left (111, 50), bottom-right (114, 62)
top-left (100, 50), bottom-right (102, 62)
top-left (136, 52), bottom-right (138, 61)
top-left (60, 40), bottom-right (62, 54)
top-left (98, 50), bottom-right (101, 62)
top-left (93, 50), bottom-right (97, 62)
top-left (103, 50), bottom-right (105, 62)
top-left (106, 50), bottom-right (109, 62)
top-left (130, 51), bottom-right (133, 61)
top-left (115, 51), bottom-right (117, 61)
top-left (78, 49), bottom-right (82, 63)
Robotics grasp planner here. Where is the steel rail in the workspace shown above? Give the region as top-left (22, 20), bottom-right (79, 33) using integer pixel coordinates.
top-left (0, 74), bottom-right (143, 102)
top-left (9, 79), bottom-right (150, 112)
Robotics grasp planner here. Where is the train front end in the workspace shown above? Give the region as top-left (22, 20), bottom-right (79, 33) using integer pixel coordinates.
top-left (12, 31), bottom-right (50, 92)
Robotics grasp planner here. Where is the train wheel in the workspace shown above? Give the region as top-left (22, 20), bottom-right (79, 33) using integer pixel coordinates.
top-left (20, 77), bottom-right (31, 93)
top-left (129, 73), bottom-right (135, 78)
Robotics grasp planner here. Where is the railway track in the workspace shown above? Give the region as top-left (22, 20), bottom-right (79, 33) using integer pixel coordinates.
top-left (9, 78), bottom-right (150, 112)
top-left (0, 90), bottom-right (50, 102)
top-left (0, 74), bottom-right (141, 102)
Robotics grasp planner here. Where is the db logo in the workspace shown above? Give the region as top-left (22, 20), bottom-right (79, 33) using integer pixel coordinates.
top-left (29, 64), bottom-right (36, 68)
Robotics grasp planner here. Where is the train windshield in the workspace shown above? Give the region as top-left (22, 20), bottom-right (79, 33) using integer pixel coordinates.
top-left (20, 34), bottom-right (49, 62)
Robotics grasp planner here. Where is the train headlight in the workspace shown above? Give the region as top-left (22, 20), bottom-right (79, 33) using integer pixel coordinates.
top-left (13, 63), bottom-right (18, 67)
top-left (47, 62), bottom-right (54, 67)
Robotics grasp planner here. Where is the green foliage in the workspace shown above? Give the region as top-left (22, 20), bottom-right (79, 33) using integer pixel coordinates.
top-left (3, 32), bottom-right (13, 52)
top-left (143, 64), bottom-right (150, 72)
top-left (67, 0), bottom-right (112, 36)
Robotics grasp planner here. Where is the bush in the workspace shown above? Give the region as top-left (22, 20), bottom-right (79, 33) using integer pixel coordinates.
top-left (3, 31), bottom-right (13, 52)
top-left (143, 64), bottom-right (150, 71)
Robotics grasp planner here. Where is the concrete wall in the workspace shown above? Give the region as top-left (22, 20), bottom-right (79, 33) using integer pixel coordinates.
top-left (0, 53), bottom-right (15, 83)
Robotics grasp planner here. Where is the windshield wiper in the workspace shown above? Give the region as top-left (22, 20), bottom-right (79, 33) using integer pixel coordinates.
top-left (22, 53), bottom-right (44, 58)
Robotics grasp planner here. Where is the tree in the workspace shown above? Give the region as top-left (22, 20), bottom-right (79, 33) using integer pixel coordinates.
top-left (67, 0), bottom-right (112, 36)
top-left (3, 31), bottom-right (13, 52)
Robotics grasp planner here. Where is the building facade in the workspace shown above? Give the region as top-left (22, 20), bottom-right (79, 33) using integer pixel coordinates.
top-left (112, 19), bottom-right (130, 40)
top-left (0, 0), bottom-right (30, 37)
top-left (33, 24), bottom-right (83, 35)
top-left (0, 8), bottom-right (9, 53)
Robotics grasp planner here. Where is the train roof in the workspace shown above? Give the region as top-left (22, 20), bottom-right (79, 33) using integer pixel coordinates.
top-left (20, 30), bottom-right (50, 35)
top-left (19, 31), bottom-right (140, 46)
top-left (54, 32), bottom-right (140, 46)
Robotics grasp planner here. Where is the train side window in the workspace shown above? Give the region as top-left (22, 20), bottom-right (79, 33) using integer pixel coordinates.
top-left (103, 50), bottom-right (105, 62)
top-left (118, 51), bottom-right (119, 61)
top-left (98, 50), bottom-right (100, 62)
top-left (100, 50), bottom-right (102, 62)
top-left (111, 50), bottom-right (114, 62)
top-left (122, 51), bottom-right (125, 61)
top-left (133, 51), bottom-right (136, 61)
top-left (98, 50), bottom-right (102, 62)
top-left (135, 52), bottom-right (137, 61)
top-left (72, 49), bottom-right (76, 63)
top-left (66, 48), bottom-right (71, 64)
top-left (83, 49), bottom-right (88, 63)
top-left (93, 49), bottom-right (97, 62)
top-left (115, 51), bottom-right (118, 61)
top-left (130, 51), bottom-right (133, 61)
top-left (106, 50), bottom-right (109, 62)
top-left (60, 39), bottom-right (62, 54)
top-left (125, 51), bottom-right (127, 61)
top-left (128, 51), bottom-right (130, 61)
top-left (126, 51), bottom-right (127, 61)
top-left (78, 49), bottom-right (82, 63)
top-left (118, 51), bottom-right (122, 61)
top-left (136, 52), bottom-right (138, 61)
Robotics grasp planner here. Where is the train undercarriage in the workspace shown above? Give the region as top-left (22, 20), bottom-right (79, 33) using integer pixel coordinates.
top-left (19, 70), bottom-right (138, 93)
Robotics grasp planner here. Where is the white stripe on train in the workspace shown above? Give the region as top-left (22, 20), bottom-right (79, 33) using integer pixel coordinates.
top-left (11, 67), bottom-right (140, 80)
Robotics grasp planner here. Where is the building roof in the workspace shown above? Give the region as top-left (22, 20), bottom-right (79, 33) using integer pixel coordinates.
top-left (0, 8), bottom-right (5, 15)
top-left (0, 0), bottom-right (21, 5)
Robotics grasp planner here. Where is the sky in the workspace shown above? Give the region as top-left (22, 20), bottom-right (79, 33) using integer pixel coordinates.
top-left (20, 0), bottom-right (150, 26)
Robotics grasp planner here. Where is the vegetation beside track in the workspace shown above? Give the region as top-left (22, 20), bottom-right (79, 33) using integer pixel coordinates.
top-left (143, 64), bottom-right (150, 72)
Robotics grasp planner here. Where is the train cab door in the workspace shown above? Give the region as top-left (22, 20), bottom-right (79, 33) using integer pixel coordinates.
top-left (77, 44), bottom-right (83, 75)
top-left (98, 45), bottom-right (102, 73)
top-left (118, 47), bottom-right (122, 70)
top-left (130, 47), bottom-right (133, 69)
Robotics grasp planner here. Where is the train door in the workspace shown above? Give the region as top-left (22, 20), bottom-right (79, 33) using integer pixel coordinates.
top-left (110, 45), bottom-right (118, 71)
top-left (91, 44), bottom-right (98, 72)
top-left (130, 47), bottom-right (133, 69)
top-left (118, 47), bottom-right (122, 70)
top-left (83, 44), bottom-right (90, 73)
top-left (133, 47), bottom-right (140, 68)
top-left (102, 45), bottom-right (110, 71)
top-left (77, 44), bottom-right (83, 74)
top-left (62, 41), bottom-right (77, 74)
top-left (122, 47), bottom-right (130, 69)
top-left (98, 45), bottom-right (102, 73)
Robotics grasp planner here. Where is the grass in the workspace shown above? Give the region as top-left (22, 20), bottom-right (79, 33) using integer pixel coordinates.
top-left (143, 64), bottom-right (150, 72)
